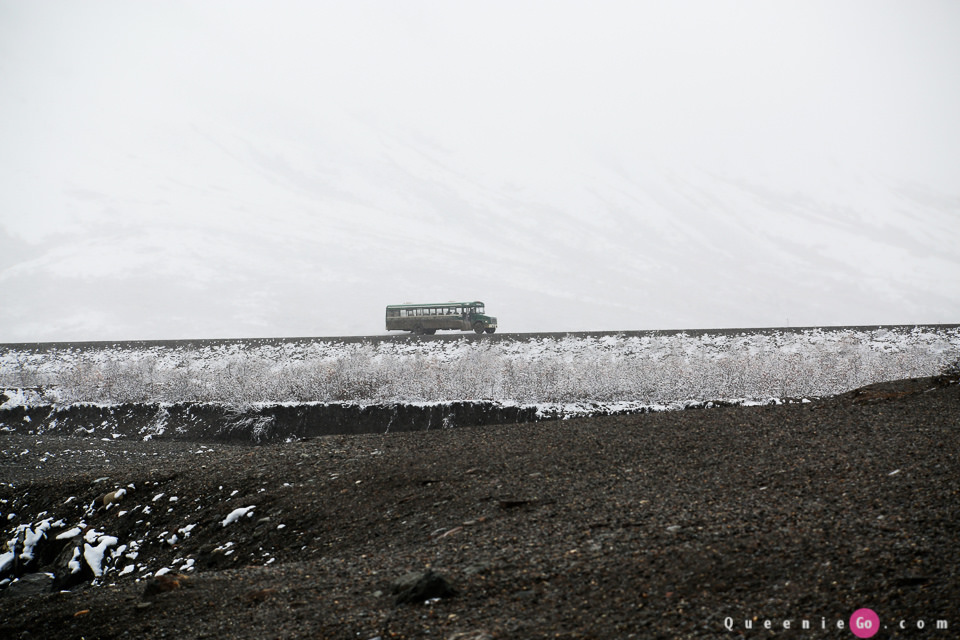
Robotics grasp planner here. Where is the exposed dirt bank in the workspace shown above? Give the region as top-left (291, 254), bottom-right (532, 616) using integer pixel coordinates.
top-left (1, 375), bottom-right (958, 639)
top-left (0, 397), bottom-right (786, 445)
top-left (0, 400), bottom-right (545, 443)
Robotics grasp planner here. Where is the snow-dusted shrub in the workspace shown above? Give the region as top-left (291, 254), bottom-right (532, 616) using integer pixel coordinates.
top-left (2, 327), bottom-right (957, 407)
top-left (2, 355), bottom-right (42, 388)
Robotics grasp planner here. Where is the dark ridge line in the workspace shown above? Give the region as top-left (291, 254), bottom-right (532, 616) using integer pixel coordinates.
top-left (2, 324), bottom-right (958, 354)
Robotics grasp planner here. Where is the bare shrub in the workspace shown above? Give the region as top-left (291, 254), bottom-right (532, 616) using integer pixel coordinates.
top-left (4, 328), bottom-right (957, 407)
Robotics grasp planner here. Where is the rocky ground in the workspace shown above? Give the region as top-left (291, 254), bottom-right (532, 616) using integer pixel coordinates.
top-left (1, 374), bottom-right (958, 639)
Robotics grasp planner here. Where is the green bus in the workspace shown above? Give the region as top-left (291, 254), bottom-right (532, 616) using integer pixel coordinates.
top-left (385, 301), bottom-right (498, 335)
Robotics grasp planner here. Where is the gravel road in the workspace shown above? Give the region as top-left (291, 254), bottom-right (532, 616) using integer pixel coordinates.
top-left (3, 323), bottom-right (958, 353)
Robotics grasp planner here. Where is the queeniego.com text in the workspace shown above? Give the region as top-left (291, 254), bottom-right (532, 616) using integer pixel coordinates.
top-left (723, 616), bottom-right (949, 632)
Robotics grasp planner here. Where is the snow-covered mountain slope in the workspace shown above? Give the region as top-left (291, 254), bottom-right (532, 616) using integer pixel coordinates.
top-left (2, 112), bottom-right (957, 341)
top-left (2, 3), bottom-right (958, 341)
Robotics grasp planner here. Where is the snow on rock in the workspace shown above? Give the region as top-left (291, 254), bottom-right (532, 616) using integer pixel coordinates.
top-left (222, 506), bottom-right (256, 527)
top-left (3, 518), bottom-right (64, 568)
top-left (0, 550), bottom-right (13, 574)
top-left (68, 547), bottom-right (83, 574)
top-left (82, 530), bottom-right (119, 577)
top-left (0, 389), bottom-right (42, 409)
top-left (56, 527), bottom-right (83, 540)
top-left (0, 511), bottom-right (137, 589)
top-left (20, 519), bottom-right (54, 561)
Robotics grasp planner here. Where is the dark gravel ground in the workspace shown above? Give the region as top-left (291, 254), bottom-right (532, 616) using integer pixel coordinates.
top-left (1, 375), bottom-right (958, 639)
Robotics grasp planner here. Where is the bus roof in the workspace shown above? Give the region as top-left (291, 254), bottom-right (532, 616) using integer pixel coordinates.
top-left (386, 301), bottom-right (484, 309)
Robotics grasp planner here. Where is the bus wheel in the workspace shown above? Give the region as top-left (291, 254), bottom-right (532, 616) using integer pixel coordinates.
top-left (412, 325), bottom-right (424, 335)
top-left (425, 329), bottom-right (437, 335)
top-left (473, 323), bottom-right (485, 334)
top-left (485, 328), bottom-right (496, 334)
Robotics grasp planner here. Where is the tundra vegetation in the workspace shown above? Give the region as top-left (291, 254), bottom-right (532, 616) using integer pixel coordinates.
top-left (2, 328), bottom-right (957, 408)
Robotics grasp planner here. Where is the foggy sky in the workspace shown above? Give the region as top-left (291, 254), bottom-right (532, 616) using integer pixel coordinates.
top-left (1, 1), bottom-right (959, 340)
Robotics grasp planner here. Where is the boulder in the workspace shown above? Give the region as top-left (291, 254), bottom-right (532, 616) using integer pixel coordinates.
top-left (143, 573), bottom-right (191, 598)
top-left (391, 570), bottom-right (456, 604)
top-left (3, 572), bottom-right (54, 598)
top-left (51, 540), bottom-right (93, 591)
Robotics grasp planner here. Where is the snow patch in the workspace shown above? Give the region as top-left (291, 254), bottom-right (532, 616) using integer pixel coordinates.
top-left (221, 506), bottom-right (255, 527)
